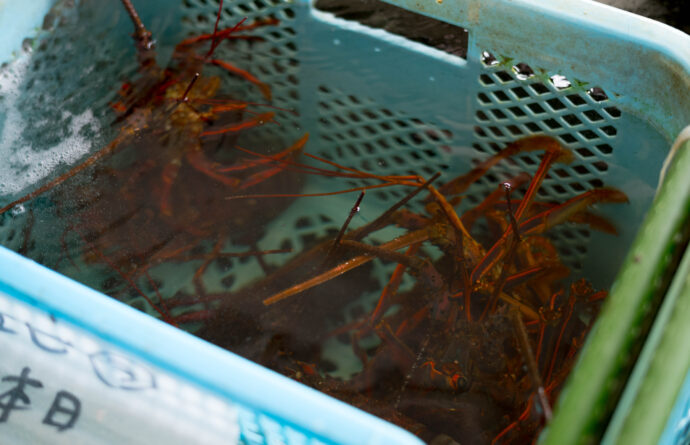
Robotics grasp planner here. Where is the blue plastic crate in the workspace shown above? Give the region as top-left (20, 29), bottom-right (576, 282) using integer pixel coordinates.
top-left (0, 0), bottom-right (689, 443)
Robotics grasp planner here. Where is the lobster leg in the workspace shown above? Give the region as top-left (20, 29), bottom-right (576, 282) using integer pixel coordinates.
top-left (519, 187), bottom-right (628, 235)
top-left (200, 111), bottom-right (275, 137)
top-left (237, 134), bottom-right (309, 189)
top-left (185, 146), bottom-right (241, 187)
top-left (439, 135), bottom-right (566, 196)
top-left (207, 58), bottom-right (272, 100)
top-left (262, 229), bottom-right (431, 306)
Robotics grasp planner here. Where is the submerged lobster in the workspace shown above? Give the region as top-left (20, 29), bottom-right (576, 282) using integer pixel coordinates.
top-left (192, 136), bottom-right (627, 444)
top-left (0, 2), bottom-right (628, 444)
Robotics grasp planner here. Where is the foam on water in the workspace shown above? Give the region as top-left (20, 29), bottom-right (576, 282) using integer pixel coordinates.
top-left (0, 52), bottom-right (100, 197)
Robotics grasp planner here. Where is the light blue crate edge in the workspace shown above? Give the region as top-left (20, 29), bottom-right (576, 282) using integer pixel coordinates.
top-left (0, 245), bottom-right (423, 445)
top-left (0, 0), bottom-right (53, 62)
top-left (380, 0), bottom-right (690, 143)
top-left (661, 374), bottom-right (690, 445)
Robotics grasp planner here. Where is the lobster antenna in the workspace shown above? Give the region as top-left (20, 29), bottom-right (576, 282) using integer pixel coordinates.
top-left (120, 0), bottom-right (156, 67)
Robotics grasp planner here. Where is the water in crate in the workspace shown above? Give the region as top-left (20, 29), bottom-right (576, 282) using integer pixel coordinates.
top-left (0, 1), bottom-right (639, 443)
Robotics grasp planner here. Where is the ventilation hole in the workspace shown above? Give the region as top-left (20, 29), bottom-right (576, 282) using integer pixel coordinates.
top-left (427, 131), bottom-right (442, 142)
top-left (576, 147), bottom-right (595, 158)
top-left (341, 94), bottom-right (358, 105)
top-left (552, 184), bottom-right (568, 194)
top-left (347, 112), bottom-right (361, 123)
top-left (478, 93), bottom-right (491, 104)
top-left (423, 148), bottom-right (439, 158)
top-left (488, 126), bottom-right (504, 137)
top-left (238, 255), bottom-right (252, 265)
top-left (588, 87), bottom-right (609, 102)
top-left (480, 74), bottom-right (495, 85)
top-left (520, 155), bottom-right (537, 166)
top-left (472, 143), bottom-right (485, 153)
top-left (573, 165), bottom-right (589, 175)
top-left (409, 133), bottom-right (424, 145)
top-left (508, 106), bottom-right (526, 118)
top-left (363, 125), bottom-right (376, 135)
top-left (559, 133), bottom-right (577, 144)
top-left (560, 246), bottom-right (574, 256)
top-left (492, 91), bottom-right (510, 102)
top-left (580, 129), bottom-right (598, 140)
top-left (583, 110), bottom-right (604, 122)
top-left (393, 136), bottom-right (408, 147)
top-left (283, 7), bottom-right (296, 18)
top-left (554, 168), bottom-right (570, 178)
top-left (490, 109), bottom-right (507, 119)
top-left (495, 71), bottom-right (513, 83)
top-left (557, 229), bottom-right (572, 240)
top-left (592, 161), bottom-right (609, 172)
top-left (363, 109), bottom-right (378, 119)
top-left (300, 233), bottom-right (318, 247)
top-left (375, 191), bottom-right (388, 200)
top-left (507, 125), bottom-right (523, 136)
top-left (543, 118), bottom-right (562, 130)
top-left (605, 106), bottom-right (621, 118)
top-left (295, 217), bottom-right (312, 229)
top-left (485, 173), bottom-right (499, 183)
top-left (527, 103), bottom-right (545, 114)
top-left (589, 178), bottom-right (604, 188)
top-left (511, 86), bottom-right (529, 99)
top-left (221, 275), bottom-right (236, 288)
top-left (476, 110), bottom-right (489, 121)
top-left (216, 256), bottom-right (234, 272)
top-left (597, 144), bottom-right (613, 155)
top-left (601, 125), bottom-right (617, 136)
top-left (571, 182), bottom-right (586, 192)
top-left (562, 114), bottom-right (582, 126)
top-left (566, 94), bottom-right (586, 106)
top-left (547, 98), bottom-right (567, 111)
top-left (529, 83), bottom-right (549, 95)
top-left (101, 277), bottom-right (119, 292)
top-left (474, 126), bottom-right (488, 137)
top-left (513, 63), bottom-right (534, 80)
top-left (525, 122), bottom-right (540, 132)
top-left (391, 155), bottom-right (406, 165)
top-left (481, 51), bottom-right (498, 66)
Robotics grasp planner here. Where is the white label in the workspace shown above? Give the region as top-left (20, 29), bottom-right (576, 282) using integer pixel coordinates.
top-left (0, 291), bottom-right (240, 444)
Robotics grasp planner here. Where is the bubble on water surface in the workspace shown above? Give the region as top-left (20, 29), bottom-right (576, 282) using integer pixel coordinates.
top-left (0, 53), bottom-right (100, 198)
